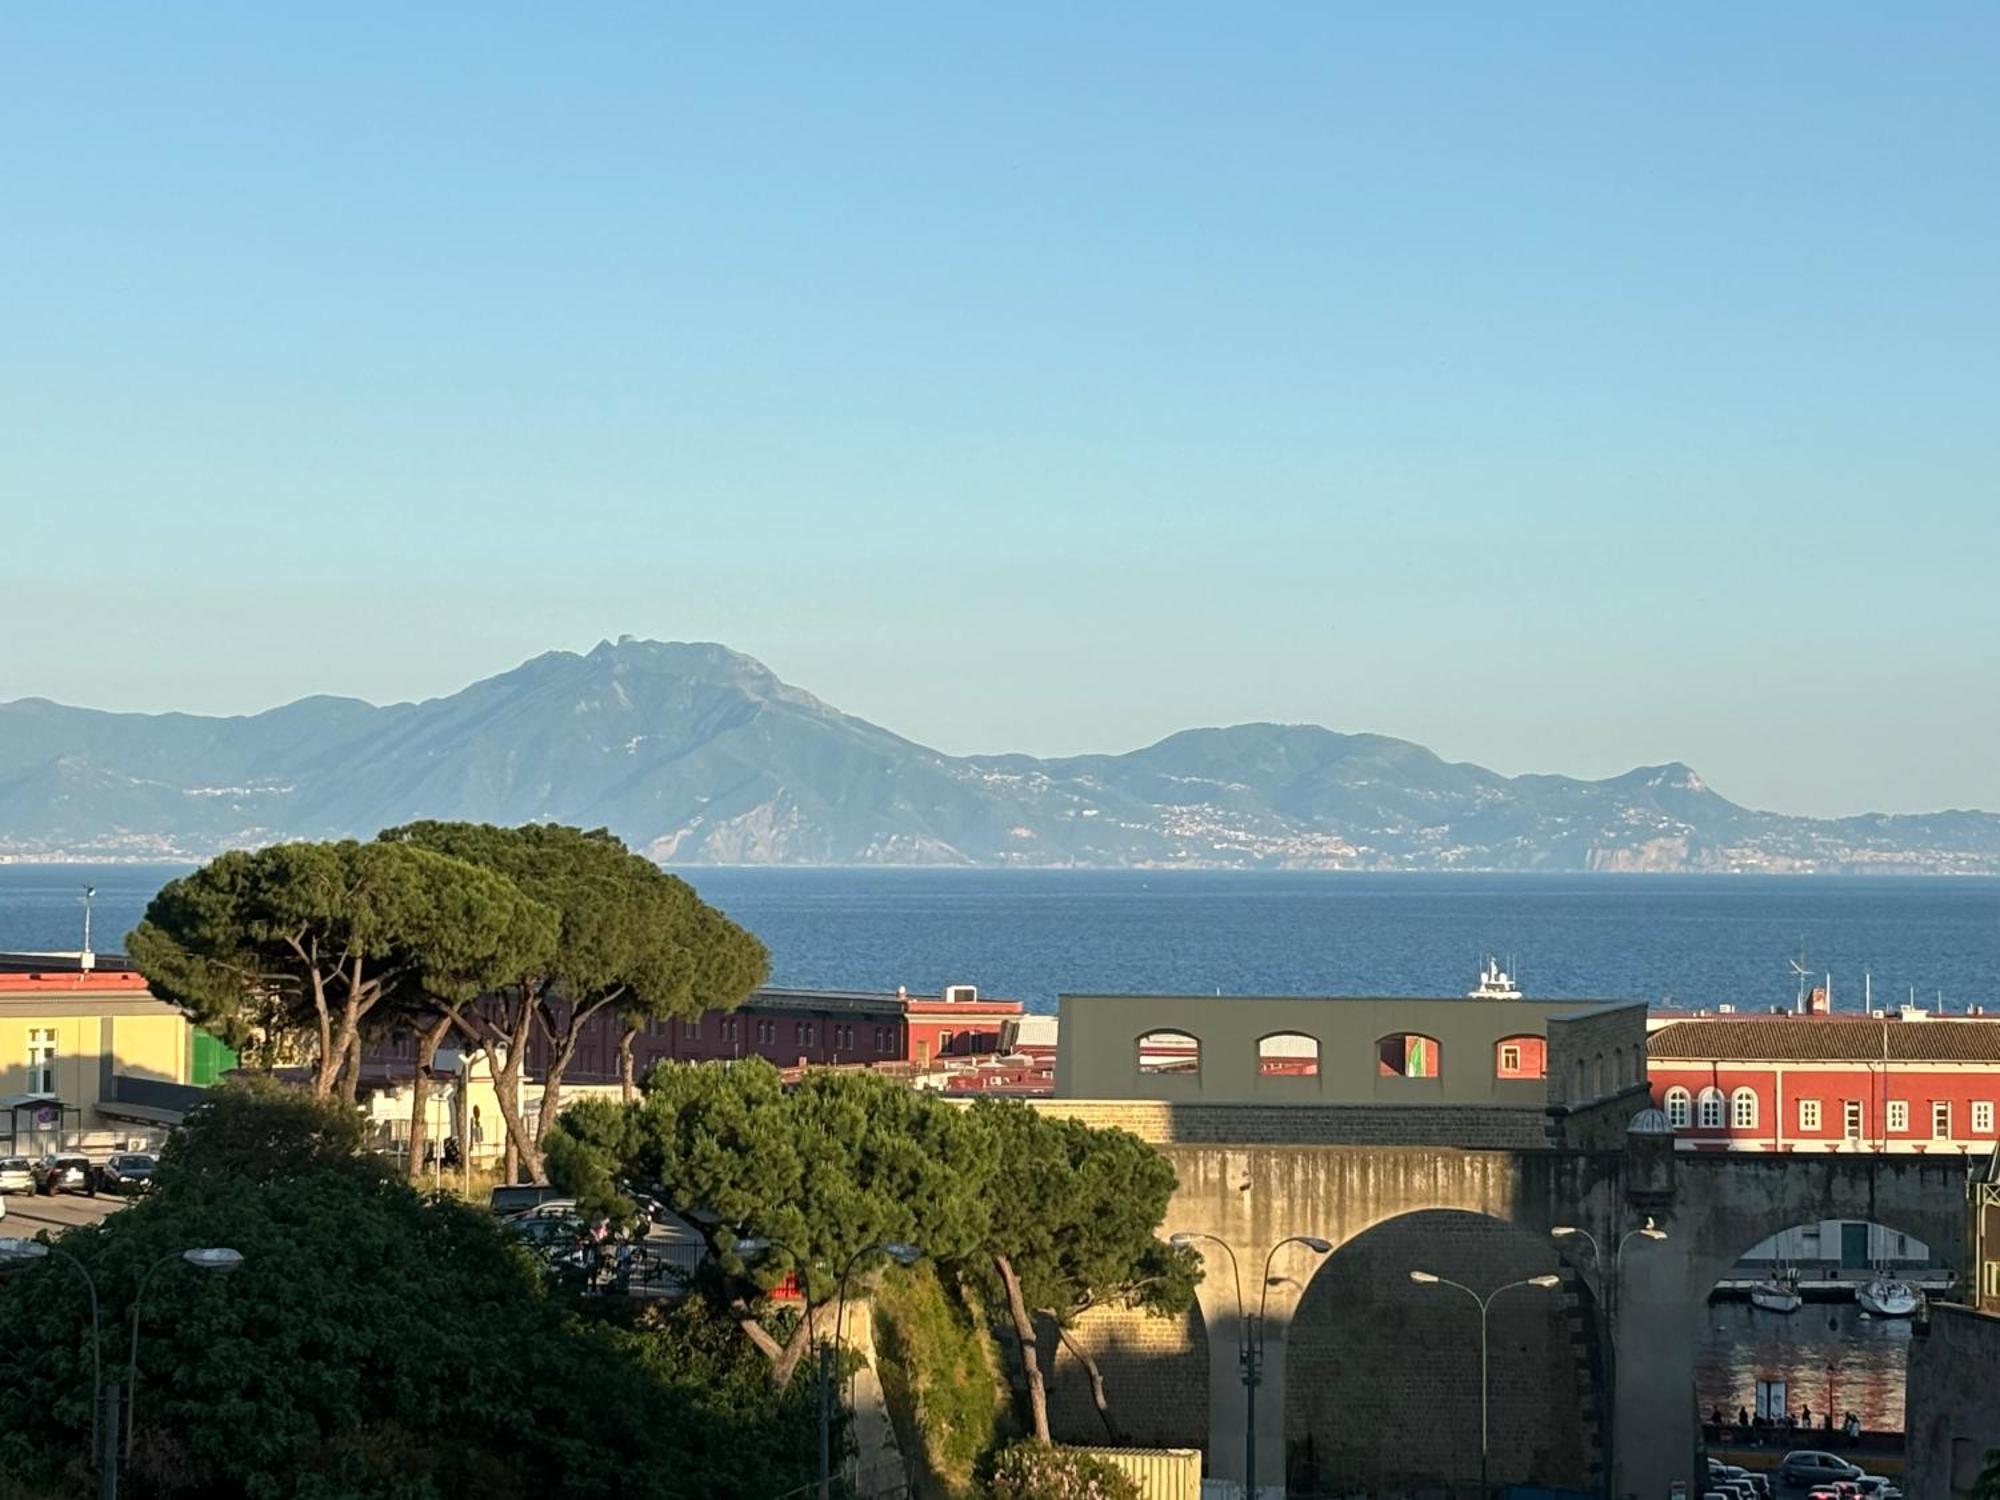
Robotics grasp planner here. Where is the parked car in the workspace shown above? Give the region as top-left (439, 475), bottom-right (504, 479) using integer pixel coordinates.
top-left (31, 1154), bottom-right (95, 1196)
top-left (1783, 1453), bottom-right (1864, 1488)
top-left (1854, 1478), bottom-right (1903, 1500)
top-left (488, 1183), bottom-right (568, 1218)
top-left (0, 1158), bottom-right (33, 1195)
top-left (98, 1153), bottom-right (157, 1195)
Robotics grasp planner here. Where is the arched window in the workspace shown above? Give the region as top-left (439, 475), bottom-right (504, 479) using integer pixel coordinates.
top-left (1665, 1087), bottom-right (1691, 1129)
top-left (1573, 1057), bottom-right (1588, 1102)
top-left (1136, 1030), bottom-right (1200, 1077)
top-left (1258, 1033), bottom-right (1320, 1078)
top-left (1377, 1033), bottom-right (1441, 1079)
top-left (1594, 1053), bottom-right (1607, 1096)
top-left (1494, 1035), bottom-right (1546, 1079)
top-left (1731, 1087), bottom-right (1759, 1130)
top-left (1697, 1087), bottom-right (1725, 1130)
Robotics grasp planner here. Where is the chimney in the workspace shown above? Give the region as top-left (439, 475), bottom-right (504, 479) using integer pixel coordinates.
top-left (1804, 986), bottom-right (1830, 1017)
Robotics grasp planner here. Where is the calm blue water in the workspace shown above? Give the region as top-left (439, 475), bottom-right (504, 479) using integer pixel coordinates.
top-left (11, 864), bottom-right (1996, 1016)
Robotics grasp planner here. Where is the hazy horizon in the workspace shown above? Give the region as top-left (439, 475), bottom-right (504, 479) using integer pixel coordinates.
top-left (5, 7), bottom-right (1997, 818)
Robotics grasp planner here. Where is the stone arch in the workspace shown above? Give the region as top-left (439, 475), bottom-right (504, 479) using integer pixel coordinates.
top-left (1283, 1208), bottom-right (1596, 1496)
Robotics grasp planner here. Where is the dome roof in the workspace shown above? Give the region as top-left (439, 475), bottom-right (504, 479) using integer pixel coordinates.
top-left (1627, 1107), bottom-right (1674, 1136)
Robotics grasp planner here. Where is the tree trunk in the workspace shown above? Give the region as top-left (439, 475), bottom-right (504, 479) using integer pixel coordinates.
top-left (738, 1306), bottom-right (818, 1390)
top-left (406, 1015), bottom-right (453, 1186)
top-left (449, 988), bottom-right (545, 1185)
top-left (995, 1254), bottom-right (1050, 1442)
top-left (1049, 1318), bottom-right (1120, 1440)
top-left (491, 1048), bottom-right (539, 1183)
top-left (618, 1025), bottom-right (639, 1103)
top-left (532, 994), bottom-right (621, 1148)
top-left (337, 1028), bottom-right (363, 1103)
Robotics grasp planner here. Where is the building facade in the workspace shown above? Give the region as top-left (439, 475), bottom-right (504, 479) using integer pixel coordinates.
top-left (521, 984), bottom-right (1025, 1085)
top-left (1055, 990), bottom-right (1649, 1111)
top-left (1646, 1016), bottom-right (2000, 1155)
top-left (0, 955), bottom-right (221, 1152)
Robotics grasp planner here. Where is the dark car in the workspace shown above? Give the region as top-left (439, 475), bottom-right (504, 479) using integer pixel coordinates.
top-left (99, 1153), bottom-right (158, 1195)
top-left (1783, 1453), bottom-right (1863, 1487)
top-left (31, 1154), bottom-right (96, 1197)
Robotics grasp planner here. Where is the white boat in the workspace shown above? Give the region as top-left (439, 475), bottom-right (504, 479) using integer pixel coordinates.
top-left (1750, 1279), bottom-right (1801, 1314)
top-left (1857, 1277), bottom-right (1922, 1317)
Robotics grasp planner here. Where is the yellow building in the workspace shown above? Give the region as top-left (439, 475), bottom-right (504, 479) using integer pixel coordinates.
top-left (0, 957), bottom-right (222, 1155)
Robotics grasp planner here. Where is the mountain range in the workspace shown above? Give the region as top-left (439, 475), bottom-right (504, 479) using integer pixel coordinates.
top-left (2, 638), bottom-right (1996, 873)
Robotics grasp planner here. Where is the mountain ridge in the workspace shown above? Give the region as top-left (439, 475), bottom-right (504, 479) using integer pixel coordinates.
top-left (2, 639), bottom-right (1995, 873)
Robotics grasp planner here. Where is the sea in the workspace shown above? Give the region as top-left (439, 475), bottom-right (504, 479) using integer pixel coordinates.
top-left (6, 862), bottom-right (1997, 1431)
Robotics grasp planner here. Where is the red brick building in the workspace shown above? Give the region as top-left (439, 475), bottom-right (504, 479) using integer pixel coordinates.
top-left (1647, 1014), bottom-right (2000, 1155)
top-left (527, 984), bottom-right (1025, 1085)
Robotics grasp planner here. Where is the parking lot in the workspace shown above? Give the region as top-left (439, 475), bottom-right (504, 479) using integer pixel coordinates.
top-left (1, 1190), bottom-right (127, 1236)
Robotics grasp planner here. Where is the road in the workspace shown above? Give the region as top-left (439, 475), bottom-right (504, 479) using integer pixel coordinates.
top-left (1, 1190), bottom-right (127, 1236)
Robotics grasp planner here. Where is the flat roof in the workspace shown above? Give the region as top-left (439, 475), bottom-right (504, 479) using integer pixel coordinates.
top-left (1060, 992), bottom-right (1639, 1007)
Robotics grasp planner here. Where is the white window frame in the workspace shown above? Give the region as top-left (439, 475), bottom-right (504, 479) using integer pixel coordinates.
top-left (1697, 1088), bottom-right (1725, 1130)
top-left (1976, 1101), bottom-right (1994, 1134)
top-left (1888, 1100), bottom-right (1909, 1133)
top-left (1933, 1101), bottom-right (1952, 1140)
top-left (1844, 1101), bottom-right (1864, 1141)
top-left (1500, 1044), bottom-right (1521, 1073)
top-left (1665, 1088), bottom-right (1691, 1129)
top-left (1731, 1088), bottom-right (1759, 1130)
top-left (1798, 1098), bottom-right (1821, 1132)
top-left (26, 1028), bottom-right (55, 1096)
top-left (1986, 1261), bottom-right (2000, 1300)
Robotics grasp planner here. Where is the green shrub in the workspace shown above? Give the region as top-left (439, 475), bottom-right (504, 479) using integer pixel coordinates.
top-left (874, 1263), bottom-right (1006, 1497)
top-left (985, 1444), bottom-right (1143, 1500)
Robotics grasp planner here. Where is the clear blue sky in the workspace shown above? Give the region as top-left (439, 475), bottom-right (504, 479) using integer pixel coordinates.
top-left (3, 5), bottom-right (1996, 818)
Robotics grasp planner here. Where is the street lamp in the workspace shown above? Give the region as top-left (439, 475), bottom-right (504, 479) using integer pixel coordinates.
top-left (737, 1236), bottom-right (924, 1500)
top-left (1552, 1218), bottom-right (1667, 1500)
top-left (0, 1237), bottom-right (103, 1464)
top-left (1171, 1231), bottom-right (1332, 1500)
top-left (1409, 1270), bottom-right (1561, 1499)
top-left (127, 1248), bottom-right (244, 1462)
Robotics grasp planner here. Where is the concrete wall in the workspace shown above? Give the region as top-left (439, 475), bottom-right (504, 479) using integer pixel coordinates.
top-left (1905, 1303), bottom-right (2000, 1500)
top-left (1044, 1304), bottom-right (1210, 1455)
top-left (1025, 1101), bottom-right (1969, 1499)
top-left (1057, 994), bottom-right (1645, 1108)
top-left (1285, 1209), bottom-right (1594, 1494)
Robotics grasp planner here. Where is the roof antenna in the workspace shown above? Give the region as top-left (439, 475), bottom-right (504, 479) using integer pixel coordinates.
top-left (1788, 946), bottom-right (1811, 1012)
top-left (80, 885), bottom-right (96, 972)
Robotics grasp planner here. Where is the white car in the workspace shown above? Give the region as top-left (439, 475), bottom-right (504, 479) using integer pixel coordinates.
top-left (0, 1158), bottom-right (32, 1195)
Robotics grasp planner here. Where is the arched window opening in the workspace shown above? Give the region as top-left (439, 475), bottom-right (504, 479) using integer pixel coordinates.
top-left (1573, 1057), bottom-right (1588, 1101)
top-left (1136, 1030), bottom-right (1200, 1077)
top-left (1494, 1035), bottom-right (1546, 1079)
top-left (1258, 1032), bottom-right (1320, 1078)
top-left (1665, 1087), bottom-right (1691, 1129)
top-left (1593, 1053), bottom-right (1607, 1097)
top-left (1697, 1087), bottom-right (1726, 1130)
top-left (1378, 1033), bottom-right (1441, 1079)
top-left (1732, 1088), bottom-right (1759, 1130)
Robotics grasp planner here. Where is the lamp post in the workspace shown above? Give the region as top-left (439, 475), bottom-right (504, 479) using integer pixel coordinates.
top-left (739, 1236), bottom-right (923, 1500)
top-left (127, 1248), bottom-right (244, 1463)
top-left (1409, 1270), bottom-right (1561, 1499)
top-left (0, 1237), bottom-right (103, 1468)
top-left (0, 1237), bottom-right (242, 1500)
top-left (1552, 1217), bottom-right (1666, 1500)
top-left (1171, 1231), bottom-right (1332, 1500)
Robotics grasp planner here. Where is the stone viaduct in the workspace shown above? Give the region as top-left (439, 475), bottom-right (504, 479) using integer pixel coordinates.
top-left (1035, 1095), bottom-right (1973, 1498)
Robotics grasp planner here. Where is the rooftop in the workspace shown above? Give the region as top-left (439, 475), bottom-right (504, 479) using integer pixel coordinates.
top-left (1650, 1017), bottom-right (2000, 1063)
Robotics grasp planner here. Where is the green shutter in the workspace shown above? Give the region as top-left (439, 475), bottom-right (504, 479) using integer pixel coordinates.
top-left (191, 1030), bottom-right (240, 1087)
